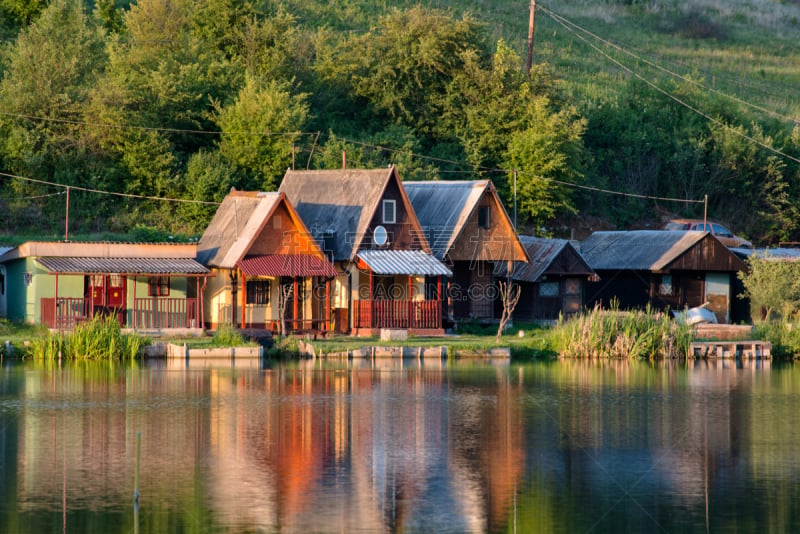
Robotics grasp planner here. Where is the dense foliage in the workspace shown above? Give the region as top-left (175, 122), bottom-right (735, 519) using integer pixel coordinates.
top-left (0, 0), bottom-right (797, 244)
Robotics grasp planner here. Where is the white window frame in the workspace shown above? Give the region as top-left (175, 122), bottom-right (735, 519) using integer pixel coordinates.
top-left (382, 199), bottom-right (396, 224)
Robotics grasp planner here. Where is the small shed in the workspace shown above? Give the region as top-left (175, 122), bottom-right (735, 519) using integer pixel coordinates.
top-left (495, 236), bottom-right (596, 323)
top-left (579, 230), bottom-right (748, 324)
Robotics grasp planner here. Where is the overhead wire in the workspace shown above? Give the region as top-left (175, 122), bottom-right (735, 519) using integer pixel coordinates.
top-left (536, 3), bottom-right (800, 126)
top-left (538, 3), bottom-right (800, 166)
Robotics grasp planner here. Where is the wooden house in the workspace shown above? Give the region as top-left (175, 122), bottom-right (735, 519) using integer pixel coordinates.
top-left (279, 166), bottom-right (451, 335)
top-left (196, 191), bottom-right (337, 334)
top-left (494, 236), bottom-right (596, 323)
top-left (580, 230), bottom-right (748, 323)
top-left (404, 180), bottom-right (528, 323)
top-left (0, 241), bottom-right (209, 330)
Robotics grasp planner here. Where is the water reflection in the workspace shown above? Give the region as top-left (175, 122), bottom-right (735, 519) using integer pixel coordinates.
top-left (1, 357), bottom-right (800, 532)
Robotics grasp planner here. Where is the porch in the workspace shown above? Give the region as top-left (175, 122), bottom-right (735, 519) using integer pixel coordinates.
top-left (41, 296), bottom-right (201, 330)
top-left (353, 250), bottom-right (452, 335)
top-left (353, 299), bottom-right (442, 330)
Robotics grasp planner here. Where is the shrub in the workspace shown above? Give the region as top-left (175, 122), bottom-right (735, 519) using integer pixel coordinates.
top-left (211, 323), bottom-right (245, 347)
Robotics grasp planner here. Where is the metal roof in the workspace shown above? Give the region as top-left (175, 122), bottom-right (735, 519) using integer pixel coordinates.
top-left (745, 248), bottom-right (800, 260)
top-left (237, 254), bottom-right (337, 278)
top-left (495, 236), bottom-right (595, 282)
top-left (404, 180), bottom-right (487, 259)
top-left (357, 250), bottom-right (452, 276)
top-left (36, 257), bottom-right (209, 275)
top-left (579, 230), bottom-right (708, 271)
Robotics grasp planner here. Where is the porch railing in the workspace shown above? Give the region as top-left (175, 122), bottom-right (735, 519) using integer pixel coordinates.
top-left (40, 297), bottom-right (200, 330)
top-left (133, 298), bottom-right (198, 329)
top-left (40, 297), bottom-right (88, 329)
top-left (353, 299), bottom-right (441, 330)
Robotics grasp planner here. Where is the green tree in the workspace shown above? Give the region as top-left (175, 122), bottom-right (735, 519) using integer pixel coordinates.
top-left (0, 0), bottom-right (107, 229)
top-left (503, 96), bottom-right (587, 228)
top-left (178, 149), bottom-right (237, 231)
top-left (739, 255), bottom-right (800, 322)
top-left (214, 76), bottom-right (309, 191)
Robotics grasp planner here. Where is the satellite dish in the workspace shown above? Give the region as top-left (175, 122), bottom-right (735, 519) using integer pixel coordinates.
top-left (374, 225), bottom-right (389, 246)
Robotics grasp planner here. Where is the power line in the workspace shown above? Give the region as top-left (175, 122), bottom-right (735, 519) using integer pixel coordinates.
top-left (537, 4), bottom-right (800, 126)
top-left (0, 171), bottom-right (220, 205)
top-left (539, 4), bottom-right (800, 166)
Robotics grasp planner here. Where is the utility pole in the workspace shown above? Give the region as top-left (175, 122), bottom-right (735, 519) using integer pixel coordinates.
top-left (526, 0), bottom-right (536, 76)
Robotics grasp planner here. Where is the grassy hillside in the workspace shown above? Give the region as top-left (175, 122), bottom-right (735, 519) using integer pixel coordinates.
top-left (0, 1), bottom-right (797, 244)
top-left (270, 0), bottom-right (800, 241)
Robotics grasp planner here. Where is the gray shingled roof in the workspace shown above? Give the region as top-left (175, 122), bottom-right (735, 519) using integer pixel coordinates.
top-left (579, 230), bottom-right (707, 271)
top-left (196, 191), bottom-right (281, 268)
top-left (403, 180), bottom-right (487, 259)
top-left (279, 168), bottom-right (399, 261)
top-left (495, 236), bottom-right (595, 282)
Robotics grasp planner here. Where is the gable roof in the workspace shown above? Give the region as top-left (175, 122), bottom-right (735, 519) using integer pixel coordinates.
top-left (495, 236), bottom-right (595, 282)
top-left (404, 179), bottom-right (528, 262)
top-left (579, 230), bottom-right (713, 271)
top-left (197, 191), bottom-right (323, 269)
top-left (403, 180), bottom-right (488, 259)
top-left (279, 166), bottom-right (430, 261)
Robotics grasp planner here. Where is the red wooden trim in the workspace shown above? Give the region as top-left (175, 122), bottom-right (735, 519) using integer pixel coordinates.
top-left (241, 270), bottom-right (246, 329)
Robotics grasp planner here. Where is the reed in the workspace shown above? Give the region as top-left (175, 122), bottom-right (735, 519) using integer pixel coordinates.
top-left (28, 316), bottom-right (149, 361)
top-left (547, 301), bottom-right (691, 359)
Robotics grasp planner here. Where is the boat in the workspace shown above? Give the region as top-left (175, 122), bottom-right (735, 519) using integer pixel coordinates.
top-left (672, 304), bottom-right (717, 325)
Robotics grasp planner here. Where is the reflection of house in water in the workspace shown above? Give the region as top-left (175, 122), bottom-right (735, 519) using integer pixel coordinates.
top-left (12, 366), bottom-right (526, 532)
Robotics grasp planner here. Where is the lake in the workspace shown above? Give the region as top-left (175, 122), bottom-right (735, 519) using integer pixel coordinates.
top-left (0, 356), bottom-right (798, 533)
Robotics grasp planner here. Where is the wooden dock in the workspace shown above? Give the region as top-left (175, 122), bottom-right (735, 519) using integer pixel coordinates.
top-left (689, 340), bottom-right (771, 359)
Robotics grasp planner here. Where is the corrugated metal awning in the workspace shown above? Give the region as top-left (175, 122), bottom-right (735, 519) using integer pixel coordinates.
top-left (357, 250), bottom-right (452, 276)
top-left (36, 257), bottom-right (209, 275)
top-left (237, 254), bottom-right (337, 277)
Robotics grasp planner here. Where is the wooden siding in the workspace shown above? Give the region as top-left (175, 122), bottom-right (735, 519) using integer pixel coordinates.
top-left (362, 175), bottom-right (426, 252)
top-left (662, 235), bottom-right (747, 272)
top-left (448, 190), bottom-right (525, 263)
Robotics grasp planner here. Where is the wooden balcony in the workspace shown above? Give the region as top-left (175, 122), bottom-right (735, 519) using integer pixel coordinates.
top-left (353, 299), bottom-right (441, 330)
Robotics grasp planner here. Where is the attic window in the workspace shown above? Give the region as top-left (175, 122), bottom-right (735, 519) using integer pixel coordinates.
top-left (478, 205), bottom-right (491, 229)
top-left (382, 199), bottom-right (396, 224)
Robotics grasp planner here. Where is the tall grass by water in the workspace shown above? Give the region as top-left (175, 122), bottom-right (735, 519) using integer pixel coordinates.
top-left (548, 303), bottom-right (691, 359)
top-left (28, 316), bottom-right (149, 361)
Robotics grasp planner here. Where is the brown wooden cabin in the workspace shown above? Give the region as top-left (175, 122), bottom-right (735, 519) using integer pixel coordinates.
top-left (494, 236), bottom-right (596, 323)
top-left (280, 166), bottom-right (451, 335)
top-left (579, 230), bottom-right (749, 323)
top-left (196, 191), bottom-right (337, 335)
top-left (404, 180), bottom-right (528, 324)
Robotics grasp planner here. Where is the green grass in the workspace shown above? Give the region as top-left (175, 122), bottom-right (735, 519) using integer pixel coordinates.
top-left (26, 315), bottom-right (150, 361)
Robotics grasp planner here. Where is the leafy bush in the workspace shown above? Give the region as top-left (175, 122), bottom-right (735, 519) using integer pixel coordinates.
top-left (753, 322), bottom-right (800, 358)
top-left (211, 324), bottom-right (245, 347)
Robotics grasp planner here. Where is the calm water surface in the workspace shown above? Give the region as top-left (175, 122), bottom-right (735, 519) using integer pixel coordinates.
top-left (0, 357), bottom-right (798, 533)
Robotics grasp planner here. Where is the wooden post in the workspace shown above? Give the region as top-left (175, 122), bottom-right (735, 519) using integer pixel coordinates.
top-left (325, 279), bottom-right (331, 332)
top-left (54, 273), bottom-right (59, 329)
top-left (526, 0), bottom-right (536, 76)
top-left (65, 186), bottom-right (70, 242)
top-left (437, 276), bottom-right (442, 327)
top-left (293, 277), bottom-right (299, 332)
top-left (241, 271), bottom-right (246, 329)
top-left (369, 270), bottom-right (373, 329)
top-left (408, 276), bottom-right (413, 329)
